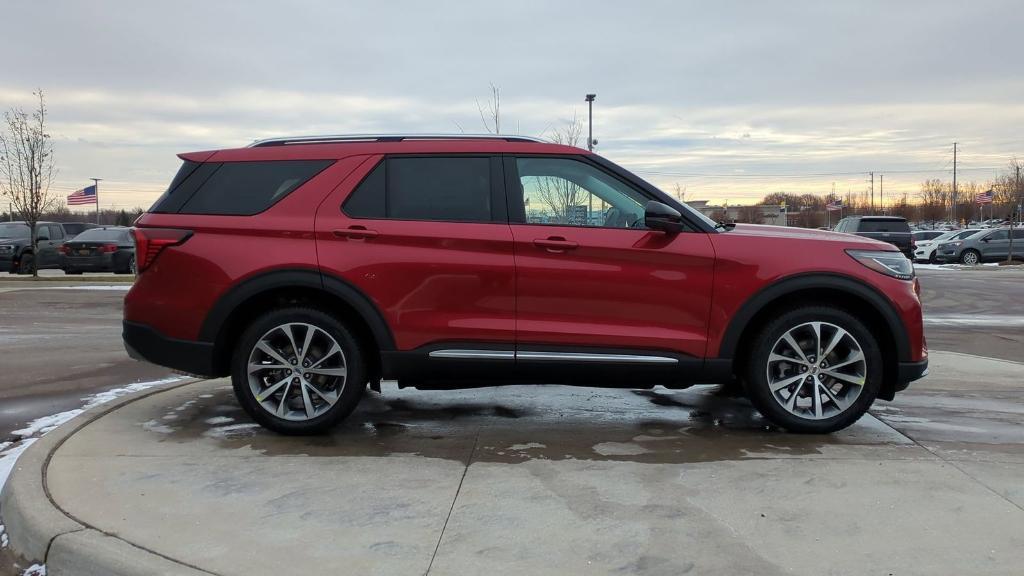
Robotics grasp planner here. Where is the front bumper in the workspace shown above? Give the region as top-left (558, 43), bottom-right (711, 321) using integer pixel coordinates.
top-left (123, 321), bottom-right (217, 377)
top-left (894, 358), bottom-right (929, 393)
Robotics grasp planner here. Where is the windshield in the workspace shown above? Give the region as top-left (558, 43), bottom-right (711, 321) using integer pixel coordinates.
top-left (0, 223), bottom-right (30, 239)
top-left (679, 201), bottom-right (719, 228)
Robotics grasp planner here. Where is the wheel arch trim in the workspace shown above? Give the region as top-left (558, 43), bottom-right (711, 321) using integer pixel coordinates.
top-left (718, 272), bottom-right (911, 362)
top-left (198, 268), bottom-right (396, 358)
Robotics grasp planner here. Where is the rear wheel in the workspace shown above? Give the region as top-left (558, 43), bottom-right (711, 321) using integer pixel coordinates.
top-left (960, 249), bottom-right (980, 265)
top-left (231, 307), bottom-right (366, 435)
top-left (16, 253), bottom-right (34, 275)
top-left (744, 306), bottom-right (882, 433)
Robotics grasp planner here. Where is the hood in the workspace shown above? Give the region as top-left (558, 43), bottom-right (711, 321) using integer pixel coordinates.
top-left (725, 223), bottom-right (894, 248)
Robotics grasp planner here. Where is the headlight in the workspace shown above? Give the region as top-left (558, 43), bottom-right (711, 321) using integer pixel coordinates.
top-left (846, 250), bottom-right (914, 281)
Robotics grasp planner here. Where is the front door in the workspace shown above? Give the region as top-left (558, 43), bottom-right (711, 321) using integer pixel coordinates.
top-left (980, 229), bottom-right (1009, 260)
top-left (506, 156), bottom-right (715, 364)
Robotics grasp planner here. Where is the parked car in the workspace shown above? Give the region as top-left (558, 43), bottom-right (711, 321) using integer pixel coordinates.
top-left (123, 134), bottom-right (927, 435)
top-left (912, 229), bottom-right (982, 263)
top-left (0, 221), bottom-right (69, 274)
top-left (60, 226), bottom-right (136, 274)
top-left (912, 230), bottom-right (944, 244)
top-left (833, 216), bottom-right (913, 256)
top-left (935, 227), bottom-right (1024, 264)
top-left (60, 222), bottom-right (99, 237)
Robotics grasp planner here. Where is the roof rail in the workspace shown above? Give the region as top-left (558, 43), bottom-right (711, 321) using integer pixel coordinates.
top-left (248, 133), bottom-right (548, 147)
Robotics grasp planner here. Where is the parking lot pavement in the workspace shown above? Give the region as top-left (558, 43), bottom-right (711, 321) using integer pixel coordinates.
top-left (916, 266), bottom-right (1024, 361)
top-left (0, 284), bottom-right (171, 440)
top-left (13, 350), bottom-right (1023, 576)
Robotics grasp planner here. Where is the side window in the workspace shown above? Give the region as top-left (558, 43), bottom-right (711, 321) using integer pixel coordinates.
top-left (1014, 230), bottom-right (1024, 240)
top-left (343, 157), bottom-right (493, 223)
top-left (987, 230), bottom-right (1009, 241)
top-left (515, 157), bottom-right (648, 228)
top-left (174, 160), bottom-right (332, 216)
top-left (49, 225), bottom-right (64, 240)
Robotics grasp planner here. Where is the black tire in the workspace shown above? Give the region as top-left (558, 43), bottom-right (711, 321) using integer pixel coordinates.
top-left (231, 307), bottom-right (366, 435)
top-left (960, 249), bottom-right (980, 265)
top-left (16, 253), bottom-right (34, 275)
top-left (743, 306), bottom-right (883, 434)
top-left (115, 255), bottom-right (135, 274)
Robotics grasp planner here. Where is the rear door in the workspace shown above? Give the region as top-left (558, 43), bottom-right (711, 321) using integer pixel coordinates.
top-left (506, 155), bottom-right (715, 365)
top-left (316, 154), bottom-right (516, 353)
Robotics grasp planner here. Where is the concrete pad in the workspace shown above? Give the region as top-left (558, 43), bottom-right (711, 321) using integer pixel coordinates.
top-left (19, 351), bottom-right (1024, 575)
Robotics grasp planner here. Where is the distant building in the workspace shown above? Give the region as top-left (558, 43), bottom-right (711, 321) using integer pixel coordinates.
top-left (686, 201), bottom-right (787, 226)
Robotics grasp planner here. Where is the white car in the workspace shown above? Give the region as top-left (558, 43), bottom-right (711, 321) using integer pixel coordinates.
top-left (913, 229), bottom-right (981, 263)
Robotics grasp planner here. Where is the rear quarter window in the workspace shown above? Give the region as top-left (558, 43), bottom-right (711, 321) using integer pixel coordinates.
top-left (152, 160), bottom-right (332, 215)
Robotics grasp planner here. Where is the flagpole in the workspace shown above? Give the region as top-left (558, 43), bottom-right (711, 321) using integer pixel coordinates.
top-left (90, 178), bottom-right (102, 225)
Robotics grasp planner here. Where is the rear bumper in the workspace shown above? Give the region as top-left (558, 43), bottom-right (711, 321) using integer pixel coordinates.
top-left (123, 321), bottom-right (217, 377)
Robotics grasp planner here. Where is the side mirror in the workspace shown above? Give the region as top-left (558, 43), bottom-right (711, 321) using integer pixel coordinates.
top-left (644, 201), bottom-right (686, 234)
top-left (981, 237), bottom-right (991, 243)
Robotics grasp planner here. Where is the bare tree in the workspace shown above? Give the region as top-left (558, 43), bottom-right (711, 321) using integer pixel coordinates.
top-left (673, 183), bottom-right (687, 202)
top-left (0, 90), bottom-right (58, 276)
top-left (735, 205), bottom-right (763, 224)
top-left (532, 112), bottom-right (587, 222)
top-left (476, 83), bottom-right (500, 134)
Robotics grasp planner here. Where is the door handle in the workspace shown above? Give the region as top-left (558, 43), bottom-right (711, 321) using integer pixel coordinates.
top-left (533, 237), bottom-right (578, 252)
top-left (333, 226), bottom-right (379, 240)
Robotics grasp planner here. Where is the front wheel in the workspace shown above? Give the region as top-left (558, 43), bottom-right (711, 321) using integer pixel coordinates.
top-left (960, 249), bottom-right (980, 265)
top-left (231, 307), bottom-right (367, 435)
top-left (744, 306), bottom-right (882, 433)
top-left (16, 254), bottom-right (34, 275)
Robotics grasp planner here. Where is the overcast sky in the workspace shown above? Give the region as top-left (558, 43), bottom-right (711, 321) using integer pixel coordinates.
top-left (3, 0), bottom-right (1022, 211)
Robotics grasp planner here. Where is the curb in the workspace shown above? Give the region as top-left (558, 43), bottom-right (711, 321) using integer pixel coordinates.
top-left (0, 379), bottom-right (211, 576)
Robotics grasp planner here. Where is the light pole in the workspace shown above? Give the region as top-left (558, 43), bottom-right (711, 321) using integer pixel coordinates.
top-left (90, 178), bottom-right (103, 225)
top-left (585, 93), bottom-right (596, 151)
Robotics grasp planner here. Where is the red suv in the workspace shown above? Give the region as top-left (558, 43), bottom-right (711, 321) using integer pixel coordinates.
top-left (124, 134), bottom-right (927, 434)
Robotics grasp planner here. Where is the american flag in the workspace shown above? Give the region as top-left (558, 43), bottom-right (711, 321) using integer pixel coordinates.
top-left (976, 189), bottom-right (994, 204)
top-left (826, 198), bottom-right (843, 211)
top-left (67, 184), bottom-right (97, 205)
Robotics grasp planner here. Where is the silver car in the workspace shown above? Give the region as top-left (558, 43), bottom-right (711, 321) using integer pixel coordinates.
top-left (935, 227), bottom-right (1024, 264)
top-left (913, 229), bottom-right (980, 263)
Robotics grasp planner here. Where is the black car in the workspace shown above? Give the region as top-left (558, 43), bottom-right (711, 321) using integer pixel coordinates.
top-left (834, 216), bottom-right (913, 256)
top-left (0, 221), bottom-right (69, 274)
top-left (60, 226), bottom-right (136, 274)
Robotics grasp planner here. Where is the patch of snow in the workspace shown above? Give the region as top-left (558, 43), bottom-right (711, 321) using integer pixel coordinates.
top-left (198, 394), bottom-right (214, 399)
top-left (23, 564), bottom-right (46, 576)
top-left (508, 442), bottom-right (545, 451)
top-left (1, 522), bottom-right (8, 548)
top-left (204, 416), bottom-right (235, 425)
top-left (141, 420), bottom-right (175, 434)
top-left (924, 315), bottom-right (1024, 327)
top-left (592, 442), bottom-right (649, 456)
top-left (203, 423), bottom-right (261, 438)
top-left (0, 439), bottom-right (38, 497)
top-left (12, 376), bottom-right (187, 438)
top-left (30, 285), bottom-right (130, 291)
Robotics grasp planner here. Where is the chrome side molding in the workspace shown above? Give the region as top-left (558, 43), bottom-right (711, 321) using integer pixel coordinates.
top-left (428, 349), bottom-right (677, 364)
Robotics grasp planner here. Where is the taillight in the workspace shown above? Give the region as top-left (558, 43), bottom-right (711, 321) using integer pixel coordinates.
top-left (102, 243), bottom-right (118, 253)
top-left (58, 244), bottom-right (69, 255)
top-left (132, 227), bottom-right (192, 272)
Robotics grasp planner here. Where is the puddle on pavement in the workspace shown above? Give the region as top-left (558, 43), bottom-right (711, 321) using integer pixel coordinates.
top-left (135, 383), bottom-right (916, 464)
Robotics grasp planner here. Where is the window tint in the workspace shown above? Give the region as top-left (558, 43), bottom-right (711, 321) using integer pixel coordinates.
top-left (389, 157), bottom-right (490, 222)
top-left (342, 162), bottom-right (385, 218)
top-left (343, 157), bottom-right (492, 222)
top-left (1015, 230), bottom-right (1024, 240)
top-left (176, 160), bottom-right (332, 215)
top-left (73, 228), bottom-right (130, 242)
top-left (857, 220), bottom-right (910, 233)
top-left (986, 230), bottom-right (1009, 241)
top-left (515, 157), bottom-right (648, 228)
top-left (48, 225), bottom-right (65, 240)
top-left (0, 223), bottom-right (30, 239)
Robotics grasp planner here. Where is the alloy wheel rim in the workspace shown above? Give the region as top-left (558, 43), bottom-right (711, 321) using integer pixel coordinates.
top-left (963, 251), bottom-right (978, 265)
top-left (247, 322), bottom-right (347, 421)
top-left (766, 321), bottom-right (866, 421)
